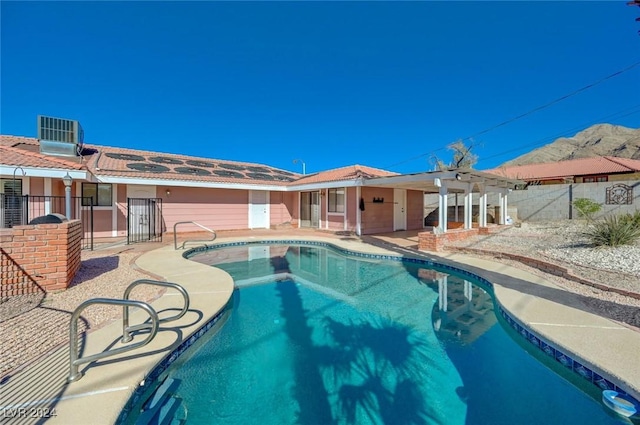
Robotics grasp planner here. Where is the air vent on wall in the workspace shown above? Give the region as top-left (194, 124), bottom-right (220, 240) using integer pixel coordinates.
top-left (218, 163), bottom-right (246, 171)
top-left (246, 166), bottom-right (271, 173)
top-left (106, 153), bottom-right (145, 161)
top-left (246, 172), bottom-right (277, 181)
top-left (186, 160), bottom-right (216, 168)
top-left (212, 170), bottom-right (245, 179)
top-left (126, 163), bottom-right (170, 173)
top-left (149, 156), bottom-right (184, 165)
top-left (174, 167), bottom-right (211, 176)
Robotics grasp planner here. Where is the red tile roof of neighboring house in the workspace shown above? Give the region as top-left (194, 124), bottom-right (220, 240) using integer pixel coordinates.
top-left (0, 135), bottom-right (86, 170)
top-left (291, 165), bottom-right (398, 185)
top-left (485, 156), bottom-right (640, 181)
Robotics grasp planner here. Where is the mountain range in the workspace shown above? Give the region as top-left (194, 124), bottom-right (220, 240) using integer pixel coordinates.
top-left (500, 124), bottom-right (640, 166)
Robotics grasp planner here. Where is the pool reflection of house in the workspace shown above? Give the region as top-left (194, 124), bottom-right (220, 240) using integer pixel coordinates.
top-left (1, 116), bottom-right (520, 243)
top-left (418, 268), bottom-right (496, 344)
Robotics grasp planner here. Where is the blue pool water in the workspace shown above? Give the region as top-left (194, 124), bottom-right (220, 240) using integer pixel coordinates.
top-left (135, 244), bottom-right (631, 424)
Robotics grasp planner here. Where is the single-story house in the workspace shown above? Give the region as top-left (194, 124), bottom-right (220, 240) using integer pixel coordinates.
top-left (486, 156), bottom-right (640, 185)
top-left (1, 118), bottom-right (520, 244)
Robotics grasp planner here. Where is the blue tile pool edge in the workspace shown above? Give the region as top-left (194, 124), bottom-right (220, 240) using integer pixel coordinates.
top-left (116, 239), bottom-right (639, 423)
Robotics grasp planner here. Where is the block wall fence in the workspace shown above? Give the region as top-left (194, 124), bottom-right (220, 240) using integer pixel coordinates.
top-left (488, 179), bottom-right (639, 222)
top-left (1, 220), bottom-right (82, 296)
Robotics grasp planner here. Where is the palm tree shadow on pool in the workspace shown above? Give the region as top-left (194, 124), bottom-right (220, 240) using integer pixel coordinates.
top-left (272, 255), bottom-right (439, 425)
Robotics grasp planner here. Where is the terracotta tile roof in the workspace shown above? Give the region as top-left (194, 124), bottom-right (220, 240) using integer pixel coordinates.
top-left (485, 156), bottom-right (640, 181)
top-left (87, 144), bottom-right (300, 185)
top-left (0, 135), bottom-right (85, 170)
top-left (1, 135), bottom-right (301, 185)
top-left (291, 164), bottom-right (398, 185)
top-left (1, 135), bottom-right (401, 188)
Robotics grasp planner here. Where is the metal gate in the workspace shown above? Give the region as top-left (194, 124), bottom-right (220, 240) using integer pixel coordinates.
top-left (1, 194), bottom-right (94, 250)
top-left (127, 198), bottom-right (163, 244)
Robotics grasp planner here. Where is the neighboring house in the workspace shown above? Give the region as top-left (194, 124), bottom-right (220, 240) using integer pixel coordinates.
top-left (1, 118), bottom-right (519, 242)
top-left (486, 156), bottom-right (640, 185)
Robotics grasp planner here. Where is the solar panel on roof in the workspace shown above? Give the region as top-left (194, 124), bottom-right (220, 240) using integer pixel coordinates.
top-left (272, 175), bottom-right (296, 182)
top-left (126, 163), bottom-right (170, 173)
top-left (246, 172), bottom-right (277, 181)
top-left (174, 167), bottom-right (211, 176)
top-left (218, 163), bottom-right (246, 171)
top-left (246, 166), bottom-right (271, 173)
top-left (149, 156), bottom-right (184, 165)
top-left (186, 160), bottom-right (216, 168)
top-left (212, 170), bottom-right (245, 178)
top-left (274, 170), bottom-right (295, 176)
top-left (106, 153), bottom-right (145, 161)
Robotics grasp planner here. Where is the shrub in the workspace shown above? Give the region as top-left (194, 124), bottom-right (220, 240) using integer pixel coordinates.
top-left (584, 215), bottom-right (640, 247)
top-left (573, 198), bottom-right (601, 220)
top-left (619, 210), bottom-right (640, 229)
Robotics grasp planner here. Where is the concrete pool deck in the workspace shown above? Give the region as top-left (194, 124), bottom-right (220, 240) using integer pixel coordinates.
top-left (1, 233), bottom-right (639, 424)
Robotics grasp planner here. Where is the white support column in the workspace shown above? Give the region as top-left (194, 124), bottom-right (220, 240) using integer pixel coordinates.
top-left (438, 185), bottom-right (448, 233)
top-left (112, 183), bottom-right (118, 237)
top-left (463, 189), bottom-right (472, 229)
top-left (497, 192), bottom-right (503, 225)
top-left (479, 189), bottom-right (487, 227)
top-left (501, 190), bottom-right (508, 225)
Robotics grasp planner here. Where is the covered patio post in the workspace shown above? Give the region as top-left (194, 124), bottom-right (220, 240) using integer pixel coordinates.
top-left (438, 184), bottom-right (448, 232)
top-left (500, 190), bottom-right (509, 224)
top-left (463, 188), bottom-right (473, 229)
top-left (478, 188), bottom-right (487, 227)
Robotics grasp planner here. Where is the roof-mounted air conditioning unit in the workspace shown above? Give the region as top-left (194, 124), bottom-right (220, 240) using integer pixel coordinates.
top-left (37, 115), bottom-right (84, 157)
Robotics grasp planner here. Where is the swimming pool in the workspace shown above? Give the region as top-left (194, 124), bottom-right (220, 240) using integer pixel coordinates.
top-left (124, 243), bottom-right (633, 424)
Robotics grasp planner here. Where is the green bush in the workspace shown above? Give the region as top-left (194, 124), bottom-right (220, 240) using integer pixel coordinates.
top-left (619, 210), bottom-right (640, 229)
top-left (573, 198), bottom-right (601, 220)
top-left (584, 215), bottom-right (640, 247)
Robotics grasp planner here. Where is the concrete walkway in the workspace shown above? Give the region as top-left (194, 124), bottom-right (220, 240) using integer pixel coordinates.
top-left (1, 233), bottom-right (639, 424)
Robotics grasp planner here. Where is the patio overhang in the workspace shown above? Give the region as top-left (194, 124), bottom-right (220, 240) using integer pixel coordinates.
top-left (362, 168), bottom-right (523, 194)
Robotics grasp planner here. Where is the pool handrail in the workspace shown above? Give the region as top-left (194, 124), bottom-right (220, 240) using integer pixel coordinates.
top-left (122, 279), bottom-right (190, 343)
top-left (68, 298), bottom-right (159, 382)
top-left (173, 221), bottom-right (217, 250)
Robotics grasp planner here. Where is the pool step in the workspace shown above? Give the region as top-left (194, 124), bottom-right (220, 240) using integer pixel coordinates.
top-left (135, 377), bottom-right (183, 425)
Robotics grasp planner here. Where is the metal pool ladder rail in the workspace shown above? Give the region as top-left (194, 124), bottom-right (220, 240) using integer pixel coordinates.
top-left (68, 279), bottom-right (190, 383)
top-left (173, 221), bottom-right (217, 250)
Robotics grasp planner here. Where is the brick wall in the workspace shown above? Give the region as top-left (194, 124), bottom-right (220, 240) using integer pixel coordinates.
top-left (418, 225), bottom-right (502, 252)
top-left (0, 220), bottom-right (82, 294)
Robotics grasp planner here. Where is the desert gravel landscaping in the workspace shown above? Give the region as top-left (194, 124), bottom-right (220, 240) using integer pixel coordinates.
top-left (1, 221), bottom-right (639, 378)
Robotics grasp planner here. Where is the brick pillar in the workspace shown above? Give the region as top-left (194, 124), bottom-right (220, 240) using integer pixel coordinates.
top-left (0, 220), bottom-right (83, 293)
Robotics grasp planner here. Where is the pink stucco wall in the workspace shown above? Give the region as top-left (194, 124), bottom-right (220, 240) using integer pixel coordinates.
top-left (270, 191), bottom-right (296, 227)
top-left (162, 187), bottom-right (249, 232)
top-left (116, 184), bottom-right (127, 237)
top-left (407, 189), bottom-right (424, 230)
top-left (29, 177), bottom-right (44, 196)
top-left (360, 187), bottom-right (394, 235)
top-left (346, 187), bottom-right (358, 232)
top-left (92, 210), bottom-right (112, 236)
top-left (326, 214), bottom-right (344, 230)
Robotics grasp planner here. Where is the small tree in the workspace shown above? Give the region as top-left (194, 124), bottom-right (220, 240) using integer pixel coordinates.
top-left (573, 198), bottom-right (601, 220)
top-left (430, 139), bottom-right (480, 171)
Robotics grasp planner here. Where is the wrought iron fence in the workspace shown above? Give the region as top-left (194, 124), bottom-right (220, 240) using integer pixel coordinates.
top-left (127, 198), bottom-right (163, 244)
top-left (0, 194), bottom-right (94, 250)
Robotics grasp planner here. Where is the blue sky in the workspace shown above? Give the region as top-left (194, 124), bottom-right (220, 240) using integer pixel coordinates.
top-left (1, 1), bottom-right (639, 174)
